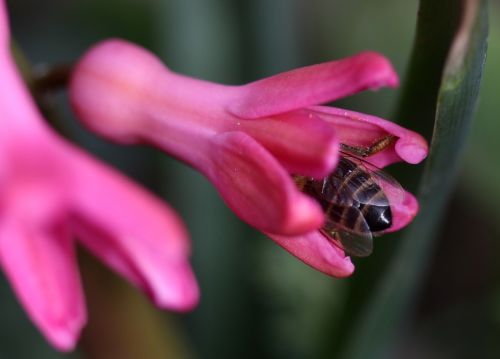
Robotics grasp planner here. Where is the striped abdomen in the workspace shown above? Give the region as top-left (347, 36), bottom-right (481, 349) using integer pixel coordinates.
top-left (295, 155), bottom-right (392, 235)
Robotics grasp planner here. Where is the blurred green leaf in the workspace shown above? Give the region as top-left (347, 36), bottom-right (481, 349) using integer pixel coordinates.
top-left (338, 1), bottom-right (489, 358)
top-left (462, 3), bottom-right (500, 221)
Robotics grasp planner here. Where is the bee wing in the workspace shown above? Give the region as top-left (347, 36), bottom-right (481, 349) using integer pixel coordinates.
top-left (322, 204), bottom-right (373, 257)
top-left (339, 152), bottom-right (405, 207)
top-left (336, 231), bottom-right (373, 257)
top-left (321, 229), bottom-right (373, 258)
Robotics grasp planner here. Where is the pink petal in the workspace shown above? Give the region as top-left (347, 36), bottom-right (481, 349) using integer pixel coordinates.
top-left (208, 131), bottom-right (325, 235)
top-left (68, 148), bottom-right (199, 312)
top-left (0, 217), bottom-right (86, 351)
top-left (268, 231), bottom-right (354, 277)
top-left (308, 106), bottom-right (428, 167)
top-left (237, 109), bottom-right (339, 177)
top-left (228, 52), bottom-right (399, 120)
top-left (0, 0), bottom-right (8, 48)
top-left (386, 190), bottom-right (419, 233)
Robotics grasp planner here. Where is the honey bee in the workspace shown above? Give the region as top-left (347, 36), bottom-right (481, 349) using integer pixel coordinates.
top-left (294, 138), bottom-right (404, 257)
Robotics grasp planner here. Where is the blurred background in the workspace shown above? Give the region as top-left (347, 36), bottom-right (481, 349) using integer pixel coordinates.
top-left (3, 0), bottom-right (498, 358)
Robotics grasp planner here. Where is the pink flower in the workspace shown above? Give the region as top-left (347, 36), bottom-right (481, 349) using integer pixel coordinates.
top-left (69, 39), bottom-right (428, 278)
top-left (0, 3), bottom-right (198, 351)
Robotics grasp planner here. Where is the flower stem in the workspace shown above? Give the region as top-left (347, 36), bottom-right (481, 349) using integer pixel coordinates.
top-left (31, 63), bottom-right (73, 93)
top-left (10, 40), bottom-right (71, 135)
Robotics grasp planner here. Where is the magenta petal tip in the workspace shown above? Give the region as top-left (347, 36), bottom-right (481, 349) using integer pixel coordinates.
top-left (356, 51), bottom-right (400, 89)
top-left (46, 322), bottom-right (82, 352)
top-left (396, 140), bottom-right (429, 164)
top-left (282, 195), bottom-right (325, 235)
top-left (151, 265), bottom-right (200, 312)
top-left (269, 231), bottom-right (355, 278)
top-left (387, 191), bottom-right (419, 233)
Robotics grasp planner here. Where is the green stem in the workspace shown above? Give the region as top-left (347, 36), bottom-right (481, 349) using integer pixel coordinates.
top-left (10, 40), bottom-right (71, 135)
top-left (31, 63), bottom-right (73, 93)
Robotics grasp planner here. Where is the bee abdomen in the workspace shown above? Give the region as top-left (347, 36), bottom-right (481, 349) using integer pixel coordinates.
top-left (295, 156), bottom-right (394, 235)
top-left (359, 203), bottom-right (392, 232)
top-left (335, 158), bottom-right (393, 233)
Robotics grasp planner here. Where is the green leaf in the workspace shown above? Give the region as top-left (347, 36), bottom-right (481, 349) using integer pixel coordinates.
top-left (337, 1), bottom-right (489, 358)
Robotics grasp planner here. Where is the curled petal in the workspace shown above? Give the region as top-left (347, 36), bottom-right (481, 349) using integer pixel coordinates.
top-left (268, 231), bottom-right (354, 277)
top-left (208, 131), bottom-right (324, 235)
top-left (69, 149), bottom-right (199, 312)
top-left (308, 106), bottom-right (428, 167)
top-left (386, 191), bottom-right (419, 233)
top-left (237, 110), bottom-right (339, 178)
top-left (0, 217), bottom-right (85, 351)
top-left (229, 52), bottom-right (399, 119)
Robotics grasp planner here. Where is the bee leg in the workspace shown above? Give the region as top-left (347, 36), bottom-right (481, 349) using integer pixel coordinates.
top-left (320, 228), bottom-right (342, 247)
top-left (292, 175), bottom-right (308, 190)
top-left (340, 135), bottom-right (396, 158)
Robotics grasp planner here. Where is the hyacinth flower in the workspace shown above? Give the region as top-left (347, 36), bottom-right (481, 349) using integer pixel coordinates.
top-left (0, 3), bottom-right (198, 351)
top-left (69, 39), bottom-right (428, 278)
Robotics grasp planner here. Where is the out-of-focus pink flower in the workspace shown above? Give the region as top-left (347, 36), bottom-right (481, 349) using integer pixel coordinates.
top-left (0, 3), bottom-right (198, 351)
top-left (70, 39), bottom-right (428, 278)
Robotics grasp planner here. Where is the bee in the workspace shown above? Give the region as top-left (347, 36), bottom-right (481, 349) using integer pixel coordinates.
top-left (294, 137), bottom-right (404, 257)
